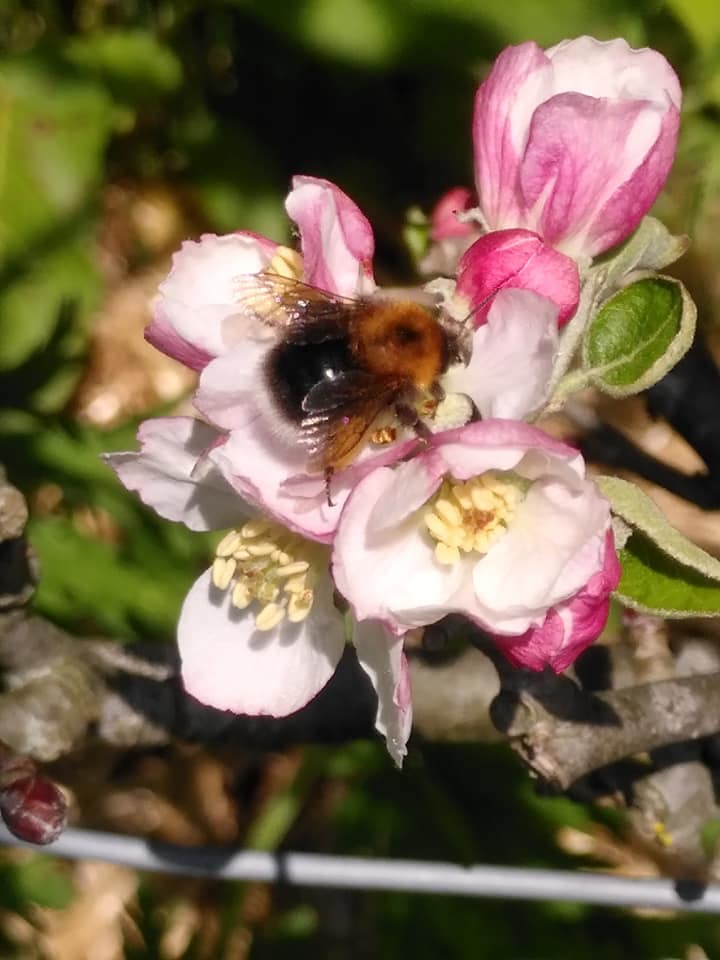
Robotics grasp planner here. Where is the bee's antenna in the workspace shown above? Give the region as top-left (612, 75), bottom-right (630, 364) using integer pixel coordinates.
top-left (460, 288), bottom-right (498, 327)
top-left (324, 467), bottom-right (335, 508)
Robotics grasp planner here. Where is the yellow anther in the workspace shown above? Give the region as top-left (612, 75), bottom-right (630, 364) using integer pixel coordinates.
top-left (435, 542), bottom-right (460, 565)
top-left (283, 574), bottom-right (308, 594)
top-left (424, 511), bottom-right (454, 543)
top-left (241, 518), bottom-right (272, 539)
top-left (212, 557), bottom-right (237, 591)
top-left (247, 541), bottom-right (277, 557)
top-left (435, 498), bottom-right (462, 527)
top-left (276, 560), bottom-right (310, 578)
top-left (287, 592), bottom-right (313, 622)
top-left (470, 485), bottom-right (496, 512)
top-left (231, 581), bottom-right (252, 609)
top-left (423, 472), bottom-right (525, 568)
top-left (212, 520), bottom-right (323, 631)
top-left (255, 602), bottom-right (286, 631)
top-left (451, 484), bottom-right (473, 511)
top-left (216, 530), bottom-right (243, 558)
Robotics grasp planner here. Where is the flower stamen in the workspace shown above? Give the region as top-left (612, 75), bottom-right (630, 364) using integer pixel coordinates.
top-left (212, 520), bottom-right (323, 630)
top-left (424, 472), bottom-right (526, 566)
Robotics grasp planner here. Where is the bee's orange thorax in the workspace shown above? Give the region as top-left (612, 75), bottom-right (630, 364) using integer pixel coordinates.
top-left (350, 300), bottom-right (447, 390)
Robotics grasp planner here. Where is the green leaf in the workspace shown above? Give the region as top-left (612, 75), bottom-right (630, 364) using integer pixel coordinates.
top-left (595, 216), bottom-right (689, 284)
top-left (597, 476), bottom-right (720, 617)
top-left (15, 856), bottom-right (74, 910)
top-left (29, 515), bottom-right (191, 637)
top-left (0, 227), bottom-right (101, 373)
top-left (667, 0), bottom-right (720, 53)
top-left (0, 59), bottom-right (113, 261)
top-left (582, 276), bottom-right (696, 397)
top-left (65, 29), bottom-right (183, 103)
top-left (700, 818), bottom-right (720, 858)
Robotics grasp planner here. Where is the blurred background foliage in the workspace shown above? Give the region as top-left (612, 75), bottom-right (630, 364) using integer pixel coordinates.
top-left (3, 0), bottom-right (720, 956)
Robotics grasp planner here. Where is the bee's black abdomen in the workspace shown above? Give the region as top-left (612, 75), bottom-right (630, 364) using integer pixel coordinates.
top-left (265, 336), bottom-right (356, 423)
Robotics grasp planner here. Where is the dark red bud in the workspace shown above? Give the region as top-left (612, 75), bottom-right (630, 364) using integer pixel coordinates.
top-left (0, 771), bottom-right (68, 845)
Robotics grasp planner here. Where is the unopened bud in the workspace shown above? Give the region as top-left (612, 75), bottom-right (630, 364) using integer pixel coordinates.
top-left (0, 756), bottom-right (67, 845)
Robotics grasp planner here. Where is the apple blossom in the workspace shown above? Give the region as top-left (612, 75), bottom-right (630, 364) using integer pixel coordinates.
top-left (332, 419), bottom-right (619, 672)
top-left (104, 419), bottom-right (411, 765)
top-left (473, 36), bottom-right (681, 259)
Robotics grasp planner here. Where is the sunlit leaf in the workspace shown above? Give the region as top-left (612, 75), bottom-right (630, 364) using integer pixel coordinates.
top-left (597, 476), bottom-right (720, 616)
top-left (582, 277), bottom-right (695, 397)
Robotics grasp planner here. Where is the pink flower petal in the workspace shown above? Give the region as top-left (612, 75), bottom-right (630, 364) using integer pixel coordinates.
top-left (492, 529), bottom-right (620, 672)
top-left (332, 466), bottom-right (464, 631)
top-left (194, 339), bottom-right (269, 432)
top-left (352, 620), bottom-right (413, 767)
top-left (145, 311), bottom-right (214, 372)
top-left (456, 229), bottom-right (579, 325)
top-left (470, 476), bottom-right (610, 634)
top-left (444, 288), bottom-right (558, 421)
top-left (210, 421), bottom-right (342, 543)
top-left (152, 233), bottom-right (276, 359)
top-left (520, 93), bottom-right (675, 257)
top-left (472, 37), bottom-right (682, 258)
top-left (473, 41), bottom-right (553, 228)
top-left (431, 419), bottom-right (582, 482)
top-left (430, 187), bottom-right (476, 241)
top-left (286, 176), bottom-right (376, 296)
top-left (546, 37), bottom-right (681, 107)
top-left (104, 418), bottom-right (241, 531)
top-left (178, 567), bottom-right (345, 716)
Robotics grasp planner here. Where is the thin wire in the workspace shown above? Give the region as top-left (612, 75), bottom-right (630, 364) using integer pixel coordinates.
top-left (0, 825), bottom-right (717, 912)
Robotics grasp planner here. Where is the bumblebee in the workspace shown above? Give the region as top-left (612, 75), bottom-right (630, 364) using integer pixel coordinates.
top-left (237, 271), bottom-right (467, 490)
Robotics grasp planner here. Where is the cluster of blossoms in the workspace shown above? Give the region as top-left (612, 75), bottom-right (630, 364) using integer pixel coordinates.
top-left (107, 36), bottom-right (681, 765)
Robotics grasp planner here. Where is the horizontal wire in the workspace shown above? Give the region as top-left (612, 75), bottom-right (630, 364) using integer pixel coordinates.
top-left (1, 825), bottom-right (719, 912)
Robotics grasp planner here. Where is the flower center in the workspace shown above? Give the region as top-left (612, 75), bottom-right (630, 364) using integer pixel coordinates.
top-left (423, 472), bottom-right (527, 565)
top-left (211, 518), bottom-right (322, 630)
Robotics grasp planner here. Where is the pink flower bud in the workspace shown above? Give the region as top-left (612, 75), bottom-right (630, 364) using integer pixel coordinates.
top-left (456, 228), bottom-right (579, 325)
top-left (430, 187), bottom-right (476, 241)
top-left (0, 755), bottom-right (67, 845)
top-left (473, 37), bottom-right (681, 259)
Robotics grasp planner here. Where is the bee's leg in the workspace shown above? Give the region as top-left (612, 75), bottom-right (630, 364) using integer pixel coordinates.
top-left (430, 381), bottom-right (446, 403)
top-left (395, 403), bottom-right (432, 442)
top-left (324, 466), bottom-right (335, 508)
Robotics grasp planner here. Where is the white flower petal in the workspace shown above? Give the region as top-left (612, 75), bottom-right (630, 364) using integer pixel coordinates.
top-left (445, 289), bottom-right (558, 420)
top-left (104, 417), bottom-right (241, 531)
top-left (178, 567), bottom-right (346, 716)
top-left (353, 620), bottom-right (412, 767)
top-left (471, 476), bottom-right (609, 632)
top-left (333, 466), bottom-right (462, 630)
top-left (156, 233), bottom-right (275, 357)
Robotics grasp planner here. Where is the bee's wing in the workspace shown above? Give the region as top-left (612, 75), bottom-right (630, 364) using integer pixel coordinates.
top-left (234, 272), bottom-right (355, 334)
top-left (300, 371), bottom-right (405, 466)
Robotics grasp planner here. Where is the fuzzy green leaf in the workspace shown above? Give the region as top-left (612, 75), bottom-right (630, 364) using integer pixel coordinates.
top-left (582, 277), bottom-right (695, 397)
top-left (597, 476), bottom-right (720, 616)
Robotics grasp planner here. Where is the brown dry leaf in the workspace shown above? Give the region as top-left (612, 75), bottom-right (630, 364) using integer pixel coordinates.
top-left (71, 266), bottom-right (196, 429)
top-left (35, 861), bottom-right (138, 960)
top-left (72, 181), bottom-right (202, 429)
top-left (593, 391), bottom-right (720, 556)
